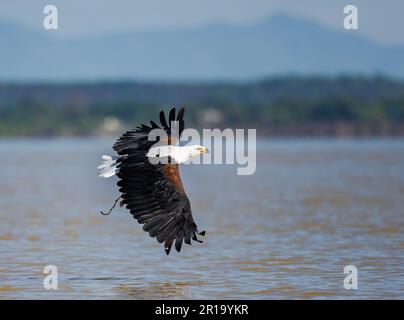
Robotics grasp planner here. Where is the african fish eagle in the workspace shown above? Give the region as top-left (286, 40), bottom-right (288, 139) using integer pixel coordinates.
top-left (98, 108), bottom-right (207, 254)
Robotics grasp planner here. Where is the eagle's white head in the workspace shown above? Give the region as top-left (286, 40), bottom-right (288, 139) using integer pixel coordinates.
top-left (176, 145), bottom-right (209, 163)
top-left (188, 145), bottom-right (209, 157)
top-left (145, 144), bottom-right (209, 164)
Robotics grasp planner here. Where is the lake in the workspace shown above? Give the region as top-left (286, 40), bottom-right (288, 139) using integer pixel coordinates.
top-left (0, 138), bottom-right (403, 299)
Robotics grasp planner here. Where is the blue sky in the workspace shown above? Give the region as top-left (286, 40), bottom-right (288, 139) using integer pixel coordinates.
top-left (0, 0), bottom-right (403, 44)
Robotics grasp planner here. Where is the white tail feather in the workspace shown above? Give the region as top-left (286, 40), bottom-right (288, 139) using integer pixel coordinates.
top-left (98, 155), bottom-right (118, 178)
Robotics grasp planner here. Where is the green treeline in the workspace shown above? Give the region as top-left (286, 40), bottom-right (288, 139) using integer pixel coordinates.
top-left (0, 75), bottom-right (404, 136)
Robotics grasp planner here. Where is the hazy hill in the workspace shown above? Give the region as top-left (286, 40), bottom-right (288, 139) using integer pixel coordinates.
top-left (1, 15), bottom-right (404, 80)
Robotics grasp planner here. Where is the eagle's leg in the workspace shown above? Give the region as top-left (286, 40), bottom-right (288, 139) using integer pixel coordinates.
top-left (100, 195), bottom-right (121, 215)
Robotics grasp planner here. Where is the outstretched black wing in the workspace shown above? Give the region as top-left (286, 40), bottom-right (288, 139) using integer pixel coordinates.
top-left (113, 108), bottom-right (204, 254)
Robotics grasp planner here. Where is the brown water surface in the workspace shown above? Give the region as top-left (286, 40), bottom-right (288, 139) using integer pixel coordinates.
top-left (0, 138), bottom-right (403, 299)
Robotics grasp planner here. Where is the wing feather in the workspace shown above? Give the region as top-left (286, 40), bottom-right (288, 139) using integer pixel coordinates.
top-left (159, 110), bottom-right (168, 129)
top-left (169, 108), bottom-right (176, 124)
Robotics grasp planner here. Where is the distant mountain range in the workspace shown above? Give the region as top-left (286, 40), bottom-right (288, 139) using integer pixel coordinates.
top-left (1, 14), bottom-right (404, 81)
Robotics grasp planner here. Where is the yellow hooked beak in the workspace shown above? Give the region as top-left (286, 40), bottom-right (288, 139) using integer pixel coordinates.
top-left (199, 147), bottom-right (209, 154)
